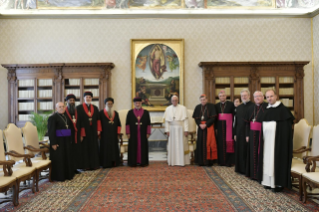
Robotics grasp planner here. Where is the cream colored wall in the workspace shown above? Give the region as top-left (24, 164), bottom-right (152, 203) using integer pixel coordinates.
top-left (314, 15), bottom-right (319, 125)
top-left (0, 18), bottom-right (313, 129)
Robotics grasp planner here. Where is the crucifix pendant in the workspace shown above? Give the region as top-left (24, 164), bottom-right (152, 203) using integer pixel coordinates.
top-left (137, 116), bottom-right (140, 120)
top-left (88, 111), bottom-right (91, 116)
top-left (109, 121), bottom-right (114, 124)
top-left (66, 125), bottom-right (68, 129)
top-left (201, 116), bottom-right (204, 120)
top-left (252, 118), bottom-right (255, 123)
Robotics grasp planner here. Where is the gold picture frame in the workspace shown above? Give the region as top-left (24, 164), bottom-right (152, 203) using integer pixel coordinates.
top-left (131, 39), bottom-right (185, 111)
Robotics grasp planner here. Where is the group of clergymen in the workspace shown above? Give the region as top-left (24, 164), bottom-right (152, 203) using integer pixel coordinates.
top-left (48, 88), bottom-right (294, 193)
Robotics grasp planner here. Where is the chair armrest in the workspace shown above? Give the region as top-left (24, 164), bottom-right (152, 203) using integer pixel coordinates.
top-left (0, 159), bottom-right (15, 166)
top-left (293, 146), bottom-right (306, 152)
top-left (0, 160), bottom-right (15, 176)
top-left (305, 155), bottom-right (319, 172)
top-left (5, 150), bottom-right (34, 167)
top-left (293, 148), bottom-right (311, 154)
top-left (24, 145), bottom-right (49, 160)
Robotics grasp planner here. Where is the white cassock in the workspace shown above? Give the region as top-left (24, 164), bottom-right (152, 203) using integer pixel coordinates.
top-left (163, 104), bottom-right (190, 166)
top-left (261, 101), bottom-right (280, 188)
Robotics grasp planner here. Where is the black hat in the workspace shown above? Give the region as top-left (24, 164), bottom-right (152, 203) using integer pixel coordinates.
top-left (83, 91), bottom-right (93, 98)
top-left (65, 94), bottom-right (76, 101)
top-left (133, 97), bottom-right (142, 102)
top-left (104, 97), bottom-right (114, 104)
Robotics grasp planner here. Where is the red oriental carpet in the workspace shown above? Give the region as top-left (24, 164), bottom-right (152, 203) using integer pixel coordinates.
top-left (1, 162), bottom-right (319, 211)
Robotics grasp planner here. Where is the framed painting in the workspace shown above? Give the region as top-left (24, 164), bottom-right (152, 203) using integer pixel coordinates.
top-left (206, 0), bottom-right (276, 8)
top-left (128, 0), bottom-right (184, 9)
top-left (37, 0), bottom-right (105, 9)
top-left (131, 39), bottom-right (184, 111)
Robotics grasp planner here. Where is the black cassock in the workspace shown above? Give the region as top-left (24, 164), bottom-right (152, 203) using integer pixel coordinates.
top-left (76, 103), bottom-right (101, 170)
top-left (48, 113), bottom-right (75, 181)
top-left (215, 101), bottom-right (235, 166)
top-left (99, 109), bottom-right (121, 168)
top-left (65, 107), bottom-right (81, 170)
top-left (245, 103), bottom-right (267, 181)
top-left (126, 109), bottom-right (151, 167)
top-left (263, 102), bottom-right (294, 188)
top-left (234, 101), bottom-right (253, 174)
top-left (192, 103), bottom-right (217, 166)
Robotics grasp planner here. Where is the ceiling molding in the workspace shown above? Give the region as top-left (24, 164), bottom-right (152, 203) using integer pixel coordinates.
top-left (0, 7), bottom-right (318, 19)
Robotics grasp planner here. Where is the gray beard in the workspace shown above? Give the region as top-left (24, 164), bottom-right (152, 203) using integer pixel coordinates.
top-left (68, 104), bottom-right (76, 115)
top-left (106, 106), bottom-right (113, 118)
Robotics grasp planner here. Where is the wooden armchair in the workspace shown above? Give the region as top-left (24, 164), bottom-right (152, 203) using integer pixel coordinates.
top-left (21, 122), bottom-right (51, 186)
top-left (0, 135), bottom-right (19, 206)
top-left (118, 110), bottom-right (129, 165)
top-left (187, 109), bottom-right (197, 165)
top-left (3, 124), bottom-right (44, 193)
top-left (290, 119), bottom-right (312, 200)
top-left (302, 124), bottom-right (319, 203)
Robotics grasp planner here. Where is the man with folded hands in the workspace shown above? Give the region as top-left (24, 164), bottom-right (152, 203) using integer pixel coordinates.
top-left (48, 102), bottom-right (75, 181)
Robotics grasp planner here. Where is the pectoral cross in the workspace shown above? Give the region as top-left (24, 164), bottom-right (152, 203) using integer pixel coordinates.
top-left (137, 116), bottom-right (140, 120)
top-left (136, 122), bottom-right (143, 126)
top-left (72, 115), bottom-right (76, 124)
top-left (252, 118), bottom-right (255, 123)
top-left (201, 116), bottom-right (204, 120)
top-left (66, 124), bottom-right (68, 129)
top-left (109, 121), bottom-right (114, 124)
top-left (88, 111), bottom-right (92, 116)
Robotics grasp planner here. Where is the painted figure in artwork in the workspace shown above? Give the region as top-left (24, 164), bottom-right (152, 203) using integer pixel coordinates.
top-left (150, 45), bottom-right (167, 79)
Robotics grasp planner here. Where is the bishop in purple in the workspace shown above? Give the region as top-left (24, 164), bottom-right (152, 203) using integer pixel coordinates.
top-left (126, 97), bottom-right (151, 167)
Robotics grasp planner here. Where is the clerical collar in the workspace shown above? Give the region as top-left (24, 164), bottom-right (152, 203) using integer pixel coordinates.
top-left (243, 101), bottom-right (250, 105)
top-left (220, 101), bottom-right (226, 104)
top-left (267, 101), bottom-right (281, 109)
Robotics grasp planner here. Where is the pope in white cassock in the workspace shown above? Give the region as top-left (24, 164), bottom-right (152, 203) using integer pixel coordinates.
top-left (163, 95), bottom-right (190, 166)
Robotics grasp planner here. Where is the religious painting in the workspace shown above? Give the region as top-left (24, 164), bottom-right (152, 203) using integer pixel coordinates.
top-left (37, 0), bottom-right (104, 9)
top-left (128, 0), bottom-right (184, 9)
top-left (131, 39), bottom-right (184, 111)
top-left (185, 0), bottom-right (204, 8)
top-left (206, 0), bottom-right (275, 8)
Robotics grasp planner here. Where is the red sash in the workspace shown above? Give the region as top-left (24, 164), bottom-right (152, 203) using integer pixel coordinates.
top-left (65, 108), bottom-right (78, 144)
top-left (82, 103), bottom-right (94, 125)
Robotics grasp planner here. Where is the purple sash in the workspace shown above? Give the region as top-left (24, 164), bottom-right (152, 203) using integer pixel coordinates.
top-left (218, 113), bottom-right (234, 153)
top-left (250, 121), bottom-right (262, 154)
top-left (56, 129), bottom-right (71, 137)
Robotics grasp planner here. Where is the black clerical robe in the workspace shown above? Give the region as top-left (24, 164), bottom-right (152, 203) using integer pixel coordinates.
top-left (126, 108), bottom-right (151, 167)
top-left (48, 113), bottom-right (75, 181)
top-left (193, 103), bottom-right (217, 166)
top-left (234, 101), bottom-right (253, 174)
top-left (99, 109), bottom-right (121, 168)
top-left (262, 102), bottom-right (294, 189)
top-left (245, 103), bottom-right (267, 181)
top-left (215, 101), bottom-right (235, 166)
top-left (76, 103), bottom-right (102, 170)
top-left (65, 107), bottom-right (81, 170)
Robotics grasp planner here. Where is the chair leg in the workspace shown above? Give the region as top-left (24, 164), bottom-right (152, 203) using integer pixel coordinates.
top-left (31, 173), bottom-right (35, 193)
top-left (35, 170), bottom-right (39, 192)
top-left (303, 179), bottom-right (308, 203)
top-left (49, 166), bottom-right (52, 182)
top-left (12, 183), bottom-right (19, 206)
top-left (299, 175), bottom-right (303, 201)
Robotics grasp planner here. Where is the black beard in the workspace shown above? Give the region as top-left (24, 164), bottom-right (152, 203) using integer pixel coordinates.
top-left (68, 104), bottom-right (76, 115)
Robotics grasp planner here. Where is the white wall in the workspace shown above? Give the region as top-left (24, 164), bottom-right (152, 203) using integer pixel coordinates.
top-left (0, 18), bottom-right (313, 129)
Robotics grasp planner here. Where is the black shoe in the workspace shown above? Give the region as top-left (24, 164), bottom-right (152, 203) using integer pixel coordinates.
top-left (75, 169), bottom-right (81, 174)
top-left (272, 187), bottom-right (284, 193)
top-left (264, 186), bottom-right (271, 189)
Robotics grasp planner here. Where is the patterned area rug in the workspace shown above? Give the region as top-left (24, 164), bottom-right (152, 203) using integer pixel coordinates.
top-left (1, 163), bottom-right (318, 211)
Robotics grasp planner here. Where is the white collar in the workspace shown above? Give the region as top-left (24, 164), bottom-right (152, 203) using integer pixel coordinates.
top-left (267, 101), bottom-right (281, 109)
